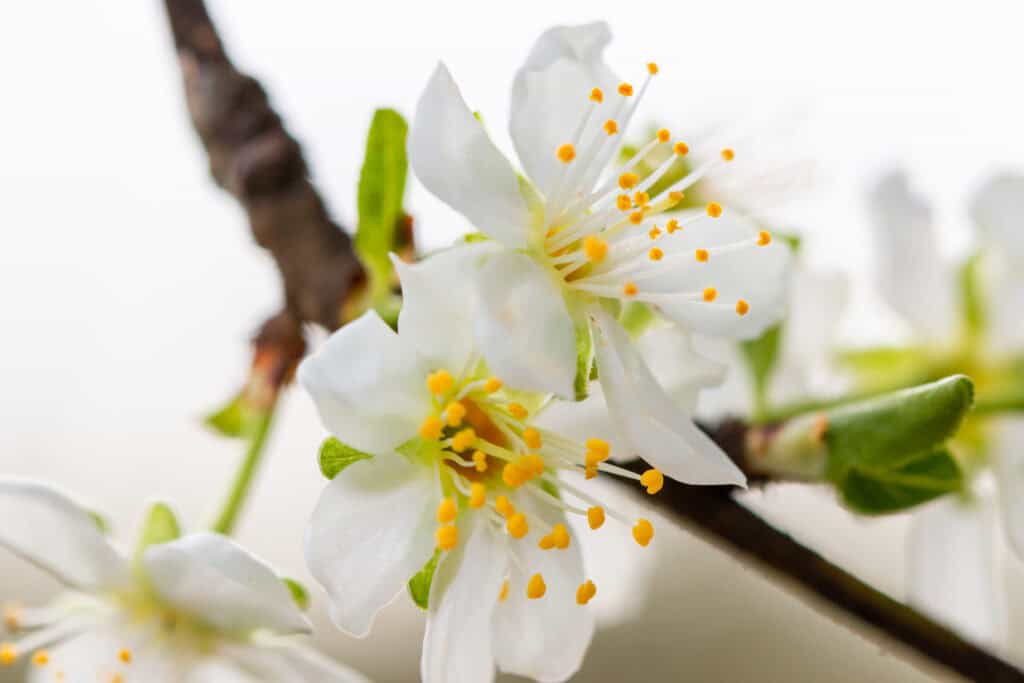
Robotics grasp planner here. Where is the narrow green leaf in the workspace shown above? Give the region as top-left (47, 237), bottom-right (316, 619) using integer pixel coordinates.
top-left (319, 437), bottom-right (374, 479)
top-left (134, 502), bottom-right (181, 566)
top-left (283, 577), bottom-right (310, 611)
top-left (739, 324), bottom-right (782, 416)
top-left (838, 449), bottom-right (963, 514)
top-left (959, 251), bottom-right (987, 338)
top-left (408, 550), bottom-right (441, 610)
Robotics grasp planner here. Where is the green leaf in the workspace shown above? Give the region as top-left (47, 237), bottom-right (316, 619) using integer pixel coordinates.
top-left (825, 375), bottom-right (974, 477)
top-left (408, 550), bottom-right (441, 610)
top-left (283, 577), bottom-right (310, 611)
top-left (356, 108), bottom-right (409, 301)
top-left (134, 502), bottom-right (181, 567)
top-left (319, 437), bottom-right (374, 479)
top-left (959, 250), bottom-right (987, 338)
top-left (838, 449), bottom-right (963, 514)
top-left (739, 324), bottom-right (781, 416)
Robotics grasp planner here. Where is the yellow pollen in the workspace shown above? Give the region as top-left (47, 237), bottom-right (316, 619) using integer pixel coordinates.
top-left (472, 450), bottom-right (488, 473)
top-left (587, 506), bottom-right (606, 530)
top-left (419, 416), bottom-right (443, 441)
top-left (507, 403), bottom-right (528, 420)
top-left (507, 513), bottom-right (529, 539)
top-left (590, 87), bottom-right (604, 103)
top-left (633, 518), bottom-right (654, 547)
top-left (618, 82), bottom-right (634, 97)
top-left (32, 650), bottom-right (49, 667)
top-left (436, 525), bottom-right (458, 551)
top-left (706, 202), bottom-right (723, 218)
top-left (640, 468), bottom-right (665, 495)
top-left (527, 573), bottom-right (547, 599)
top-left (2, 607), bottom-right (19, 632)
top-left (703, 287), bottom-right (718, 302)
top-left (538, 535), bottom-right (555, 550)
top-left (634, 191), bottom-right (650, 207)
top-left (618, 171), bottom-right (639, 189)
top-left (666, 219), bottom-right (681, 233)
top-left (586, 438), bottom-right (610, 459)
top-left (112, 675), bottom-right (123, 683)
top-left (436, 497), bottom-right (457, 524)
top-left (616, 194), bottom-right (632, 211)
top-left (426, 369), bottom-right (454, 395)
top-left (736, 299), bottom-right (750, 316)
top-left (119, 649), bottom-right (132, 664)
top-left (0, 644), bottom-right (16, 666)
top-left (451, 427), bottom-right (477, 452)
top-left (603, 119), bottom-right (619, 135)
top-left (495, 495), bottom-right (516, 518)
top-left (484, 376), bottom-right (503, 393)
top-left (656, 128), bottom-right (670, 142)
top-left (520, 453), bottom-right (546, 477)
top-left (444, 401), bottom-right (467, 427)
top-left (622, 281), bottom-right (638, 297)
top-left (556, 143), bottom-right (576, 163)
top-left (502, 462), bottom-right (528, 488)
top-left (673, 141), bottom-right (689, 156)
top-left (499, 579), bottom-right (510, 602)
top-left (584, 465), bottom-right (598, 479)
top-left (576, 580), bottom-right (598, 605)
top-left (649, 247), bottom-right (664, 262)
top-left (551, 523), bottom-right (571, 549)
top-left (647, 62), bottom-right (659, 75)
top-left (584, 450), bottom-right (603, 469)
top-left (583, 236), bottom-right (609, 263)
top-left (523, 428), bottom-right (542, 450)
top-left (721, 148), bottom-right (735, 161)
top-left (668, 190), bottom-right (685, 204)
top-left (469, 482), bottom-right (487, 509)
top-left (695, 249), bottom-right (709, 263)
top-left (757, 230), bottom-right (772, 246)
top-left (649, 226), bottom-right (661, 239)
top-left (629, 211), bottom-right (644, 225)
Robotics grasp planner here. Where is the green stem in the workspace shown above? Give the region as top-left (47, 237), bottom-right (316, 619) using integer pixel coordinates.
top-left (211, 408), bottom-right (276, 535)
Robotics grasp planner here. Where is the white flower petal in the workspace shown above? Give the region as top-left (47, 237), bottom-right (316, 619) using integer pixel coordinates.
top-left (592, 310), bottom-right (746, 485)
top-left (907, 495), bottom-right (1005, 648)
top-left (410, 63), bottom-right (531, 249)
top-left (492, 492), bottom-right (593, 682)
top-left (993, 418), bottom-right (1024, 561)
top-left (970, 174), bottom-right (1024, 262)
top-left (186, 658), bottom-right (263, 683)
top-left (306, 455), bottom-right (438, 637)
top-left (143, 532), bottom-right (311, 636)
top-left (868, 171), bottom-right (956, 340)
top-left (473, 249), bottom-right (578, 399)
top-left (27, 623), bottom-right (184, 683)
top-left (422, 513), bottom-right (506, 683)
top-left (510, 22), bottom-right (619, 196)
top-left (220, 640), bottom-right (372, 683)
top-left (393, 243), bottom-right (501, 372)
top-left (0, 478), bottom-right (129, 592)
top-left (298, 311), bottom-right (429, 455)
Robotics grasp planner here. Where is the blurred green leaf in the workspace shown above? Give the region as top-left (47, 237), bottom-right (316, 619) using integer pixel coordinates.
top-left (283, 577), bottom-right (310, 611)
top-left (838, 449), bottom-right (963, 514)
top-left (408, 550), bottom-right (441, 609)
top-left (740, 325), bottom-right (782, 416)
top-left (320, 437), bottom-right (374, 479)
top-left (205, 392), bottom-right (259, 439)
top-left (134, 502), bottom-right (181, 571)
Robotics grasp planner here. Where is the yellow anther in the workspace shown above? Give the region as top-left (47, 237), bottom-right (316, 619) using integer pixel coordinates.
top-left (633, 518), bottom-right (654, 547)
top-left (538, 534), bottom-right (555, 550)
top-left (586, 438), bottom-right (610, 459)
top-left (32, 650), bottom-right (48, 667)
top-left (119, 649), bottom-right (132, 664)
top-left (507, 403), bottom-right (528, 420)
top-left (584, 465), bottom-right (598, 479)
top-left (695, 249), bottom-right (709, 263)
top-left (757, 230), bottom-right (772, 246)
top-left (495, 495), bottom-right (516, 518)
top-left (469, 482), bottom-right (487, 509)
top-left (590, 87), bottom-right (604, 103)
top-left (622, 281), bottom-right (638, 297)
top-left (523, 427), bottom-right (542, 450)
top-left (656, 128), bottom-right (670, 142)
top-left (419, 416), bottom-right (443, 441)
top-left (2, 607), bottom-right (19, 632)
top-left (551, 523), bottom-right (571, 549)
top-left (640, 468), bottom-right (665, 495)
top-left (616, 194), bottom-right (632, 211)
top-left (436, 524), bottom-right (459, 551)
top-left (502, 462), bottom-right (528, 488)
top-left (520, 453), bottom-right (546, 477)
top-left (576, 580), bottom-right (598, 605)
top-left (703, 287), bottom-right (718, 302)
top-left (629, 211), bottom-right (644, 225)
top-left (0, 644), bottom-right (16, 666)
top-left (721, 148), bottom-right (735, 161)
top-left (618, 171), bottom-right (639, 189)
top-left (649, 247), bottom-right (664, 261)
top-left (668, 190), bottom-right (685, 204)
top-left (112, 675), bottom-right (123, 683)
top-left (706, 202), bottom-right (723, 218)
top-left (673, 141), bottom-right (690, 156)
top-left (507, 513), bottom-right (529, 539)
top-left (647, 62), bottom-right (659, 75)
top-left (633, 191), bottom-right (650, 207)
top-left (603, 119), bottom-right (619, 135)
top-left (499, 579), bottom-right (510, 602)
top-left (736, 299), bottom-right (750, 316)
top-left (666, 219), bottom-right (681, 234)
top-left (584, 450), bottom-right (604, 469)
top-left (618, 82), bottom-right (634, 97)
top-left (587, 506), bottom-right (606, 530)
top-left (436, 497), bottom-right (457, 524)
top-left (649, 226), bottom-right (662, 240)
top-left (472, 449), bottom-right (488, 473)
top-left (527, 573), bottom-right (547, 599)
top-left (444, 401), bottom-right (467, 428)
top-left (556, 143), bottom-right (576, 163)
top-left (484, 376), bottom-right (503, 393)
top-left (451, 427), bottom-right (477, 453)
top-left (426, 370), bottom-right (454, 395)
top-left (583, 236), bottom-right (609, 263)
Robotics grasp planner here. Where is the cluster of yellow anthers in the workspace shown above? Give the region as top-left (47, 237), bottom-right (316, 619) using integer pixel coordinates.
top-left (415, 367), bottom-right (664, 604)
top-left (0, 628), bottom-right (132, 681)
top-left (542, 63), bottom-right (773, 319)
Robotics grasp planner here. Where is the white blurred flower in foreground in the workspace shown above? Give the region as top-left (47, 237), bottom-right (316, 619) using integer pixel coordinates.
top-left (0, 479), bottom-right (365, 683)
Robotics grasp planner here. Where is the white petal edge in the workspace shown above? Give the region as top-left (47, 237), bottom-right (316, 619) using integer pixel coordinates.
top-left (220, 639), bottom-right (372, 683)
top-left (970, 174), bottom-right (1024, 262)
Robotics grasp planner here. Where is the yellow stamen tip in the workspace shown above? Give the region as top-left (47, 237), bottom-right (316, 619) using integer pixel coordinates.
top-left (584, 465), bottom-right (598, 480)
top-left (585, 438), bottom-right (610, 459)
top-left (616, 194), bottom-right (632, 211)
top-left (507, 513), bottom-right (529, 539)
top-left (451, 427), bottom-right (477, 453)
top-left (703, 287), bottom-right (718, 302)
top-left (444, 400), bottom-right (467, 427)
top-left (484, 376), bottom-right (503, 393)
top-left (721, 148), bottom-right (735, 161)
top-left (590, 87), bottom-right (604, 103)
top-left (495, 495), bottom-right (516, 518)
top-left (3, 608), bottom-right (20, 632)
top-left (507, 403), bottom-right (528, 420)
top-left (649, 226), bottom-right (662, 240)
top-left (629, 211), bottom-right (645, 225)
top-left (472, 449), bottom-right (488, 473)
top-left (556, 143), bottom-right (576, 163)
top-left (1, 644), bottom-right (17, 666)
top-left (426, 369), bottom-right (454, 395)
top-left (469, 482), bottom-right (487, 509)
top-left (757, 230), bottom-right (772, 246)
top-left (640, 468), bottom-right (664, 495)
top-left (576, 579), bottom-right (598, 605)
top-left (622, 281), bottom-right (638, 297)
top-left (587, 506), bottom-right (606, 530)
top-left (551, 523), bottom-right (571, 549)
top-left (499, 579), bottom-right (510, 602)
top-left (656, 128), bottom-right (670, 142)
top-left (436, 524), bottom-right (459, 551)
top-left (633, 518), bottom-right (654, 547)
top-left (520, 453), bottom-right (546, 477)
top-left (695, 248), bottom-right (709, 263)
top-left (436, 497), bottom-right (457, 524)
top-left (666, 219), bottom-right (681, 233)
top-left (419, 416), bottom-right (444, 441)
top-left (118, 649), bottom-right (132, 664)
top-left (673, 141), bottom-right (689, 156)
top-left (617, 82), bottom-right (634, 97)
top-left (603, 119), bottom-right (619, 135)
top-left (706, 202), bottom-right (723, 218)
top-left (527, 573), bottom-right (547, 599)
top-left (502, 462), bottom-right (528, 488)
top-left (633, 191), bottom-right (650, 207)
top-left (32, 650), bottom-right (49, 667)
top-left (538, 535), bottom-right (555, 550)
top-left (736, 299), bottom-right (750, 316)
top-left (648, 247), bottom-right (664, 262)
top-left (583, 235), bottom-right (609, 263)
top-left (618, 171), bottom-right (639, 190)
top-left (668, 190), bottom-right (685, 204)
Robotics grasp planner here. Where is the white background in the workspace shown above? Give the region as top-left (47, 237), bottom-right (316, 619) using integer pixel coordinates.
top-left (2, 1), bottom-right (1023, 680)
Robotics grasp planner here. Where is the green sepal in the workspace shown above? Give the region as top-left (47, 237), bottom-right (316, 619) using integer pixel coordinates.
top-left (739, 324), bottom-right (782, 417)
top-left (619, 301), bottom-right (656, 338)
top-left (460, 232), bottom-right (491, 244)
top-left (319, 437), bottom-right (374, 479)
top-left (408, 550), bottom-right (441, 610)
top-left (205, 392), bottom-right (262, 439)
top-left (958, 250), bottom-right (987, 339)
top-left (283, 577), bottom-right (311, 611)
top-left (133, 502), bottom-right (181, 570)
top-left (837, 449), bottom-right (963, 514)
